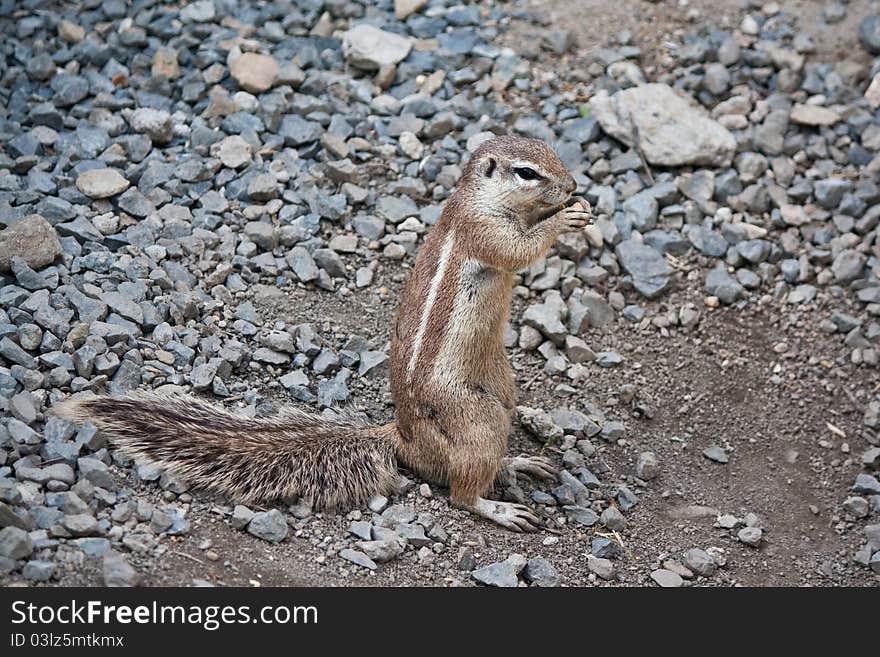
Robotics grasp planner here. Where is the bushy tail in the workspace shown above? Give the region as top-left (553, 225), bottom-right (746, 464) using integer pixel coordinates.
top-left (53, 392), bottom-right (401, 509)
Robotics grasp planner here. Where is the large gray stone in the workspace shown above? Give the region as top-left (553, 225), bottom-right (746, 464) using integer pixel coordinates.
top-left (591, 83), bottom-right (736, 167)
top-left (342, 24), bottom-right (413, 70)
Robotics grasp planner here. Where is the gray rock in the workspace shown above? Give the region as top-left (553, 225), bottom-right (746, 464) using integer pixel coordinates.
top-left (703, 63), bottom-right (730, 95)
top-left (860, 15), bottom-right (880, 54)
top-left (0, 526), bottom-right (33, 559)
top-left (472, 560), bottom-right (520, 587)
top-left (587, 556), bottom-right (615, 580)
top-left (842, 496), bottom-right (869, 518)
top-left (0, 214), bottom-right (62, 272)
top-left (651, 568), bottom-right (683, 587)
top-left (342, 25), bottom-right (413, 70)
top-left (117, 188), bottom-right (155, 218)
top-left (705, 265), bottom-right (744, 304)
top-left (23, 560), bottom-right (56, 581)
top-left (522, 299), bottom-right (568, 344)
top-left (737, 526), bottom-right (763, 547)
top-left (600, 421), bottom-right (625, 441)
top-left (622, 193), bottom-right (658, 232)
top-left (247, 509), bottom-right (289, 542)
top-left (247, 174), bottom-right (278, 202)
top-left (339, 548), bottom-right (377, 570)
top-left (601, 506), bottom-right (626, 531)
top-left (382, 504), bottom-right (416, 524)
top-left (616, 240), bottom-right (672, 298)
top-left (356, 539), bottom-right (404, 563)
top-left (683, 548), bottom-right (717, 576)
top-left (523, 557), bottom-right (560, 587)
top-left (129, 108), bottom-right (173, 144)
top-left (550, 408), bottom-right (600, 435)
top-left (814, 179), bottom-right (852, 209)
top-left (591, 83), bottom-right (736, 167)
top-left (103, 550), bottom-right (140, 586)
top-left (180, 0), bottom-right (215, 22)
top-left (754, 110), bottom-right (788, 155)
top-left (563, 505), bottom-right (599, 526)
top-left (853, 473), bottom-right (880, 495)
top-left (831, 250), bottom-right (865, 283)
top-left (75, 168), bottom-right (129, 199)
top-left (231, 505), bottom-right (254, 530)
top-left (279, 115), bottom-right (323, 146)
top-left (591, 536), bottom-right (622, 559)
top-left (348, 520), bottom-right (373, 541)
top-left (703, 446), bottom-right (729, 463)
top-left (635, 451), bottom-right (659, 480)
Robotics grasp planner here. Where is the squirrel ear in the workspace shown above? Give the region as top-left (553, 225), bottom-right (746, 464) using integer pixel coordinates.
top-left (484, 157), bottom-right (496, 178)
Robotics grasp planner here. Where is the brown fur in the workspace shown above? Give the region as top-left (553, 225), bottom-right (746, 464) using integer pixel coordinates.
top-left (53, 136), bottom-right (585, 525)
top-left (390, 136), bottom-right (578, 509)
top-left (54, 392), bottom-right (399, 509)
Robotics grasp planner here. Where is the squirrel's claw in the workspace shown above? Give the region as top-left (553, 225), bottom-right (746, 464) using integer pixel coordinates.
top-left (503, 455), bottom-right (558, 482)
top-left (473, 497), bottom-right (542, 532)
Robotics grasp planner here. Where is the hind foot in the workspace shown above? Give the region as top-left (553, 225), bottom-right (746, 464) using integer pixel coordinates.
top-left (502, 455), bottom-right (557, 482)
top-left (472, 497), bottom-right (541, 532)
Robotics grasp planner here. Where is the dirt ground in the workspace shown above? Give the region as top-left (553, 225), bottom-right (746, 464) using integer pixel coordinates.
top-left (47, 259), bottom-right (877, 587)
top-left (512, 0), bottom-right (872, 62)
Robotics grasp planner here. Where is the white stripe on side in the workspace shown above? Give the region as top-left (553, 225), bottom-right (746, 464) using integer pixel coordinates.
top-left (406, 229), bottom-right (456, 383)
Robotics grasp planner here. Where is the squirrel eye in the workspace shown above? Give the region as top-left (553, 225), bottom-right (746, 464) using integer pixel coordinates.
top-left (514, 167), bottom-right (542, 181)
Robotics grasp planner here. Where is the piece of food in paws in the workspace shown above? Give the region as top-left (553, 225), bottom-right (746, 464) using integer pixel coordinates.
top-left (567, 196), bottom-right (589, 211)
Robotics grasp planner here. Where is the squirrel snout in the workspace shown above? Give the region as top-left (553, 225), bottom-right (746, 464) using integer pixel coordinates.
top-left (565, 176), bottom-right (576, 194)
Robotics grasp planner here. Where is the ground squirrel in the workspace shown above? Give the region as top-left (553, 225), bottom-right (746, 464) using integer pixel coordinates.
top-left (55, 135), bottom-right (593, 532)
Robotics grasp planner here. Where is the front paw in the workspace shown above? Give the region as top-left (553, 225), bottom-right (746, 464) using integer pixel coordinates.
top-left (551, 201), bottom-right (593, 233)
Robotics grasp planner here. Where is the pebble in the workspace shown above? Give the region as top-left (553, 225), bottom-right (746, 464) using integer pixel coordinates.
top-left (472, 556), bottom-right (523, 588)
top-left (635, 451), bottom-right (660, 480)
top-left (737, 527), bottom-right (764, 547)
top-left (343, 25), bottom-right (413, 70)
top-left (75, 169), bottom-right (130, 199)
top-left (339, 548), bottom-right (377, 571)
top-left (0, 214), bottom-right (62, 272)
top-left (523, 557), bottom-right (560, 587)
top-left (650, 569), bottom-right (684, 587)
top-left (703, 446), bottom-right (729, 464)
top-left (247, 509), bottom-right (289, 543)
top-left (683, 548), bottom-right (717, 577)
top-left (102, 551), bottom-right (140, 587)
top-left (587, 556), bottom-right (615, 580)
top-left (0, 527), bottom-right (33, 560)
top-left (230, 53), bottom-right (279, 94)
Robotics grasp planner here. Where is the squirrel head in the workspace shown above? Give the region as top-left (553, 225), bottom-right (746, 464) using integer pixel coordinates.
top-left (461, 135), bottom-right (577, 221)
